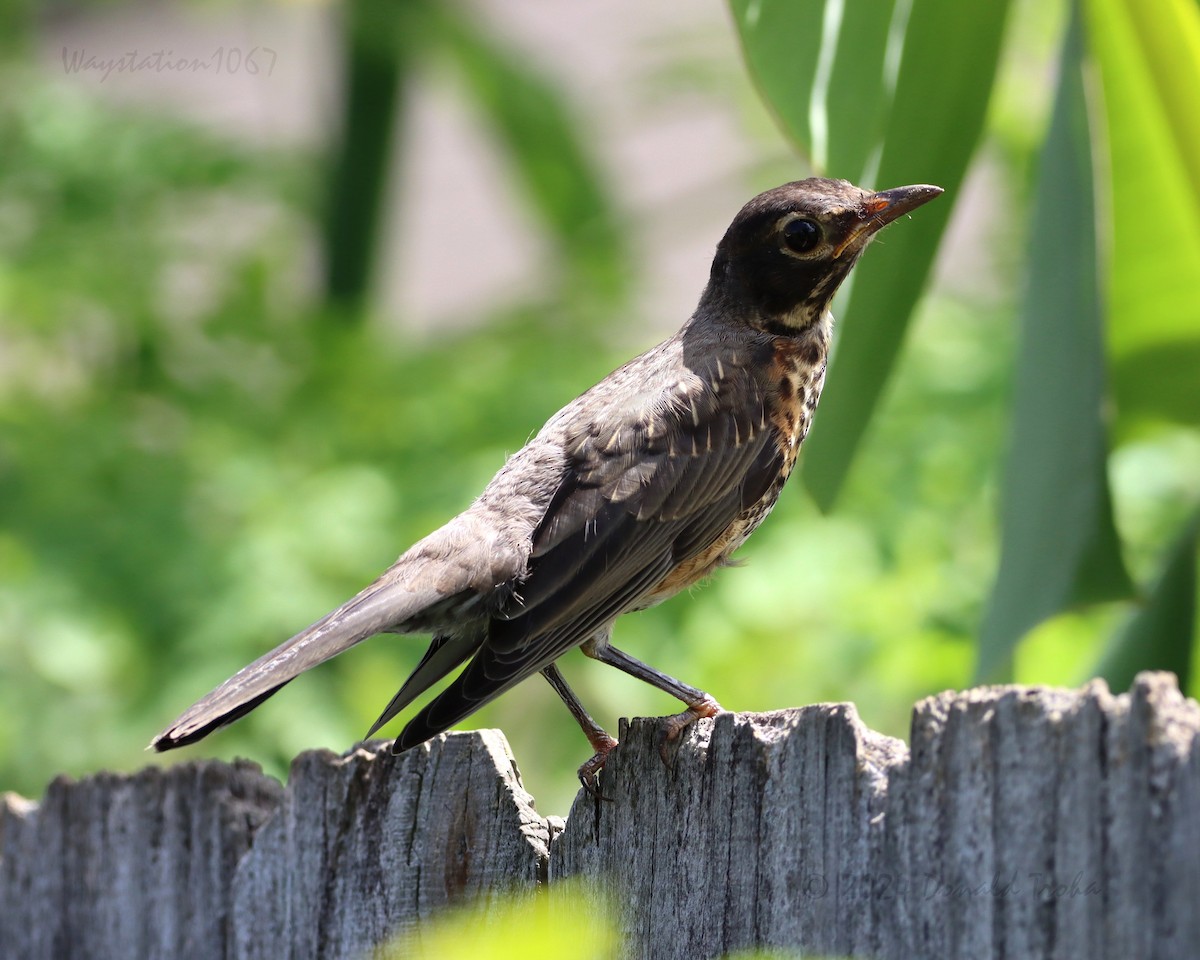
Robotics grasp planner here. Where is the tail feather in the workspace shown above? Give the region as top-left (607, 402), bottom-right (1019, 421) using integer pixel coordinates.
top-left (151, 573), bottom-right (453, 751)
top-left (364, 630), bottom-right (483, 741)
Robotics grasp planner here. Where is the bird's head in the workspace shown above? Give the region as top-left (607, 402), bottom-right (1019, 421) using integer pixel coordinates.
top-left (704, 178), bottom-right (943, 333)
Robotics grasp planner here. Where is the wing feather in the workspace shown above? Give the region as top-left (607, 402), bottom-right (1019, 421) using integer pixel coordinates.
top-left (394, 356), bottom-right (783, 749)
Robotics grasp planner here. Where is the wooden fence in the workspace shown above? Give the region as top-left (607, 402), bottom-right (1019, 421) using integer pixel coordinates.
top-left (2, 672), bottom-right (1197, 959)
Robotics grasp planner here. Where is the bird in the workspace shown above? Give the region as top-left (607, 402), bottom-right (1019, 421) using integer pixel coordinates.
top-left (152, 177), bottom-right (942, 790)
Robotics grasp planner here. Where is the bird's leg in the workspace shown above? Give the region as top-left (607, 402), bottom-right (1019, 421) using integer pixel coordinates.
top-left (579, 637), bottom-right (723, 766)
top-left (540, 663), bottom-right (618, 797)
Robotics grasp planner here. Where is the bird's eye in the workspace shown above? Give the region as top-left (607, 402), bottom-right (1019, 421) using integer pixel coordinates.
top-left (781, 218), bottom-right (821, 254)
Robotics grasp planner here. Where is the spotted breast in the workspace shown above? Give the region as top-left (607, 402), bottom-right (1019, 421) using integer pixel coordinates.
top-left (725, 326), bottom-right (830, 546)
top-left (643, 322), bottom-right (831, 603)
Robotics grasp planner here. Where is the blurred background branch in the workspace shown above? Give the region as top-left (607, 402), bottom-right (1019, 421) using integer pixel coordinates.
top-left (322, 0), bottom-right (408, 311)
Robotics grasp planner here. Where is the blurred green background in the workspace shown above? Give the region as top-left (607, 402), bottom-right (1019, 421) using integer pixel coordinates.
top-left (1, 0), bottom-right (1197, 817)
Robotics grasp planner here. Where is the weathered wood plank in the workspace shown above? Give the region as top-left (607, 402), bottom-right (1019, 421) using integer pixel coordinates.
top-left (550, 672), bottom-right (1200, 960)
top-left (231, 732), bottom-right (548, 960)
top-left (2, 674), bottom-right (1197, 959)
top-left (0, 732), bottom-right (548, 960)
top-left (0, 760), bottom-right (281, 960)
top-left (549, 700), bottom-right (907, 958)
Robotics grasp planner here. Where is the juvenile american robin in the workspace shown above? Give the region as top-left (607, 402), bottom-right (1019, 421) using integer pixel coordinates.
top-left (153, 178), bottom-right (942, 788)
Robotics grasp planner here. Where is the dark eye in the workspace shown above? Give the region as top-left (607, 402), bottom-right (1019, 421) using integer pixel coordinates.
top-left (781, 218), bottom-right (821, 254)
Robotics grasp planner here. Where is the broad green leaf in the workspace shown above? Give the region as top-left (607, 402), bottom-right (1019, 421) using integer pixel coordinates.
top-left (1092, 510), bottom-right (1198, 692)
top-left (729, 0), bottom-right (828, 161)
top-left (802, 0), bottom-right (1011, 508)
top-left (732, 0), bottom-right (1006, 507)
top-left (731, 0), bottom-right (897, 181)
top-left (1110, 345), bottom-right (1200, 432)
top-left (824, 0), bottom-right (897, 180)
top-left (1085, 0), bottom-right (1200, 428)
top-left (976, 9), bottom-right (1133, 681)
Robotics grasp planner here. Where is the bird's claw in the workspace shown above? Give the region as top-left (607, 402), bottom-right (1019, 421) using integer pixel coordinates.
top-left (577, 734), bottom-right (619, 801)
top-left (656, 695), bottom-right (723, 768)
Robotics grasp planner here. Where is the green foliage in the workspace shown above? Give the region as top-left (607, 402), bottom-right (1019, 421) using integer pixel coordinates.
top-left (323, 0), bottom-right (409, 307)
top-left (978, 9), bottom-right (1132, 678)
top-left (378, 881), bottom-right (615, 959)
top-left (0, 67), bottom-right (623, 797)
top-left (373, 880), bottom-right (823, 959)
top-left (1090, 0), bottom-right (1200, 432)
top-left (322, 0), bottom-right (628, 310)
top-left (1094, 510), bottom-right (1199, 690)
top-left (733, 0), bottom-right (1012, 508)
top-left (2, 0), bottom-right (1197, 819)
top-left (733, 0), bottom-right (1200, 689)
top-left (430, 3), bottom-right (629, 304)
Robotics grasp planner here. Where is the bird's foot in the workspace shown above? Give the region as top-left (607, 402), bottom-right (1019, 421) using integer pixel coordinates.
top-left (577, 732), bottom-right (619, 800)
top-left (657, 695), bottom-right (723, 767)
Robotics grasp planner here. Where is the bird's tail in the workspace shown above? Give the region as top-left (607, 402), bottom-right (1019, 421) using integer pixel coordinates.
top-left (151, 570), bottom-right (450, 751)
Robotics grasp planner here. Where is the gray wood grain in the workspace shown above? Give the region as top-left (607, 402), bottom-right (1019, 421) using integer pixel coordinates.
top-left (0, 733), bottom-right (547, 960)
top-left (550, 672), bottom-right (1200, 960)
top-left (0, 760), bottom-right (281, 960)
top-left (230, 733), bottom-right (548, 960)
top-left (2, 673), bottom-right (1197, 959)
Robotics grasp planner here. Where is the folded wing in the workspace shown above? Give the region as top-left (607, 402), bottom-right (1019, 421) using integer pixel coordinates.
top-left (392, 359), bottom-right (780, 750)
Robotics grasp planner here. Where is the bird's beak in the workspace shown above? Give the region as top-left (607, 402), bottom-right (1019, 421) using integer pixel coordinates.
top-left (832, 183), bottom-right (944, 259)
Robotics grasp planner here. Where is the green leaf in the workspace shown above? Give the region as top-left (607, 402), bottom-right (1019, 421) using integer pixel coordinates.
top-left (976, 8), bottom-right (1133, 681)
top-left (1111, 344), bottom-right (1200, 431)
top-left (730, 0), bottom-right (895, 181)
top-left (323, 0), bottom-right (410, 310)
top-left (801, 0), bottom-right (1011, 508)
top-left (823, 0), bottom-right (897, 180)
top-left (379, 880), bottom-right (616, 959)
top-left (729, 0), bottom-right (828, 161)
top-left (1092, 510), bottom-right (1198, 692)
top-left (1085, 0), bottom-right (1200, 429)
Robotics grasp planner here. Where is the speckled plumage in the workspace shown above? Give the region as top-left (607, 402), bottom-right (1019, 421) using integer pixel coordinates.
top-left (154, 178), bottom-right (941, 778)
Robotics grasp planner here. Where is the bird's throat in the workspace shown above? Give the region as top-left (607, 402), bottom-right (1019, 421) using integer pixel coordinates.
top-left (755, 302), bottom-right (834, 340)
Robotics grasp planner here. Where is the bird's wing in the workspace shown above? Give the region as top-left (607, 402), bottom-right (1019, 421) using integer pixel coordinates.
top-left (393, 357), bottom-right (783, 749)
